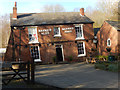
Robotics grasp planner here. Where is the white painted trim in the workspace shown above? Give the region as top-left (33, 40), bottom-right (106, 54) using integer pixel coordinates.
top-left (54, 27), bottom-right (61, 37)
top-left (30, 46), bottom-right (42, 62)
top-left (28, 42), bottom-right (39, 44)
top-left (54, 34), bottom-right (61, 37)
top-left (75, 37), bottom-right (85, 40)
top-left (55, 44), bottom-right (64, 61)
top-left (75, 24), bottom-right (84, 40)
top-left (107, 38), bottom-right (111, 47)
top-left (28, 26), bottom-right (39, 44)
top-left (77, 41), bottom-right (86, 57)
top-left (12, 18), bottom-right (17, 20)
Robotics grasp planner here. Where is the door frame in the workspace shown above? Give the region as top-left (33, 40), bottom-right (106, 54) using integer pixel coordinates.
top-left (55, 44), bottom-right (64, 61)
top-left (30, 45), bottom-right (42, 62)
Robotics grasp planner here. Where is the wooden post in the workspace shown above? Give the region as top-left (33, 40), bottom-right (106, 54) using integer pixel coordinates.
top-left (11, 27), bottom-right (15, 61)
top-left (19, 28), bottom-right (21, 61)
top-left (31, 58), bottom-right (35, 84)
top-left (27, 61), bottom-right (30, 83)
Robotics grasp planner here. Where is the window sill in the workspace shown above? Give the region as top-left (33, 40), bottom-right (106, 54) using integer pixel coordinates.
top-left (54, 35), bottom-right (62, 37)
top-left (34, 59), bottom-right (42, 62)
top-left (28, 41), bottom-right (39, 44)
top-left (77, 54), bottom-right (86, 57)
top-left (75, 37), bottom-right (85, 40)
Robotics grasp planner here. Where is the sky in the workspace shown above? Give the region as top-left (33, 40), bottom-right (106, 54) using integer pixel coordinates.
top-left (0, 0), bottom-right (118, 15)
top-left (0, 0), bottom-right (99, 15)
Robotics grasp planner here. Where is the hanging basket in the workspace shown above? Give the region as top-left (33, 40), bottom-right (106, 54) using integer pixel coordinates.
top-left (106, 48), bottom-right (111, 52)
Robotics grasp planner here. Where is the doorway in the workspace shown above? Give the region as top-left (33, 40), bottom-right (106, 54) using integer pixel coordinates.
top-left (56, 45), bottom-right (64, 62)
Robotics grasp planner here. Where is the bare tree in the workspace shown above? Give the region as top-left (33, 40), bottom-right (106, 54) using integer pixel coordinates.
top-left (85, 0), bottom-right (119, 28)
top-left (0, 14), bottom-right (10, 48)
top-left (42, 4), bottom-right (65, 13)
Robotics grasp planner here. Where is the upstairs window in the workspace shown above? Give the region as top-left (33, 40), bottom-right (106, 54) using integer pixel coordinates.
top-left (75, 25), bottom-right (84, 40)
top-left (77, 42), bottom-right (86, 57)
top-left (107, 38), bottom-right (111, 46)
top-left (54, 27), bottom-right (61, 37)
top-left (28, 27), bottom-right (38, 44)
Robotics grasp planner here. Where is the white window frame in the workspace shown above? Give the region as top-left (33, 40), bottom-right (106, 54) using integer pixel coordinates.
top-left (54, 27), bottom-right (61, 37)
top-left (75, 24), bottom-right (84, 40)
top-left (28, 26), bottom-right (39, 44)
top-left (107, 38), bottom-right (111, 47)
top-left (77, 42), bottom-right (86, 57)
top-left (30, 46), bottom-right (42, 62)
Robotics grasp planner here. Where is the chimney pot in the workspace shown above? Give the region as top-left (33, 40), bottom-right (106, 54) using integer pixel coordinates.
top-left (13, 2), bottom-right (17, 19)
top-left (80, 8), bottom-right (84, 16)
top-left (15, 2), bottom-right (17, 7)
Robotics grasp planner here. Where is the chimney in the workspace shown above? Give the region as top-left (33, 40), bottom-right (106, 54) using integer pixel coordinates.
top-left (13, 2), bottom-right (17, 19)
top-left (80, 8), bottom-right (84, 16)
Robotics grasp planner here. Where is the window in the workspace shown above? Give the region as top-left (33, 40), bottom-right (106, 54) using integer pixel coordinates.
top-left (107, 38), bottom-right (111, 46)
top-left (75, 25), bottom-right (84, 39)
top-left (77, 42), bottom-right (86, 57)
top-left (28, 27), bottom-right (38, 43)
top-left (54, 27), bottom-right (61, 37)
top-left (30, 46), bottom-right (41, 62)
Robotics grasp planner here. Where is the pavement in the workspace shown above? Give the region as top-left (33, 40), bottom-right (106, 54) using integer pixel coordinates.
top-left (35, 62), bottom-right (118, 88)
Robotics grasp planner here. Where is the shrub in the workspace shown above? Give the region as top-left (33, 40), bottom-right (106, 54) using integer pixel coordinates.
top-left (108, 64), bottom-right (118, 72)
top-left (52, 56), bottom-right (56, 63)
top-left (95, 63), bottom-right (106, 70)
top-left (68, 56), bottom-right (73, 61)
top-left (95, 55), bottom-right (108, 61)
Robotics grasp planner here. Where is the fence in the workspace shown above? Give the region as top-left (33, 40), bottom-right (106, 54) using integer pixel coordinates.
top-left (2, 61), bottom-right (34, 85)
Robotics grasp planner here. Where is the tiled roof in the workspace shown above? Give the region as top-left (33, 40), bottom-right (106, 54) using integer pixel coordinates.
top-left (106, 20), bottom-right (120, 30)
top-left (10, 12), bottom-right (94, 26)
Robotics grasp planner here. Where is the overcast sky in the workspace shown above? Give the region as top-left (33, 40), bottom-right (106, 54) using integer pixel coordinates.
top-left (0, 0), bottom-right (118, 15)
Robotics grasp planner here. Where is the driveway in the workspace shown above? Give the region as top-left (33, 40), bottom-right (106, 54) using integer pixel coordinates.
top-left (35, 62), bottom-right (118, 88)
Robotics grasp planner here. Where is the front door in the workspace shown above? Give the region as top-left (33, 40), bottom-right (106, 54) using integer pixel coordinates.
top-left (56, 45), bottom-right (63, 62)
top-left (30, 46), bottom-right (41, 62)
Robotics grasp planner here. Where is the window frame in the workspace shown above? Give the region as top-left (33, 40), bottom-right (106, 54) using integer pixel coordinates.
top-left (28, 26), bottom-right (39, 44)
top-left (75, 24), bottom-right (84, 40)
top-left (77, 42), bottom-right (86, 57)
top-left (107, 38), bottom-right (111, 47)
top-left (53, 27), bottom-right (61, 37)
top-left (30, 46), bottom-right (41, 62)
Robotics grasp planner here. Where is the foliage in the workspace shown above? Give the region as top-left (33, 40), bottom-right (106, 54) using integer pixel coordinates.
top-left (0, 14), bottom-right (10, 48)
top-left (95, 61), bottom-right (119, 72)
top-left (42, 4), bottom-right (65, 13)
top-left (95, 55), bottom-right (108, 61)
top-left (85, 0), bottom-right (118, 28)
top-left (108, 64), bottom-right (118, 72)
top-left (95, 63), bottom-right (106, 70)
top-left (52, 56), bottom-right (56, 63)
top-left (68, 56), bottom-right (73, 61)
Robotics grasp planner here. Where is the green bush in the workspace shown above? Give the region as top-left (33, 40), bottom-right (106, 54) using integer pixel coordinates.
top-left (95, 64), bottom-right (106, 70)
top-left (52, 56), bottom-right (56, 63)
top-left (95, 55), bottom-right (108, 61)
top-left (68, 56), bottom-right (73, 61)
top-left (108, 64), bottom-right (118, 72)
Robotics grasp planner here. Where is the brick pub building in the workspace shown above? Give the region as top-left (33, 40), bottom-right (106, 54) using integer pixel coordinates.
top-left (4, 2), bottom-right (96, 63)
top-left (97, 20), bottom-right (120, 56)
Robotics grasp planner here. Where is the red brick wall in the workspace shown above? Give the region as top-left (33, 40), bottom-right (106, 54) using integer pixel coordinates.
top-left (97, 21), bottom-right (118, 56)
top-left (5, 24), bottom-right (95, 63)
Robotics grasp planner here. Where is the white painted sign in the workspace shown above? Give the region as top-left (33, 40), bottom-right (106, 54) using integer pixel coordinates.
top-left (62, 27), bottom-right (74, 30)
top-left (41, 32), bottom-right (49, 35)
top-left (64, 30), bottom-right (72, 33)
top-left (39, 29), bottom-right (51, 35)
top-left (39, 29), bottom-right (51, 32)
